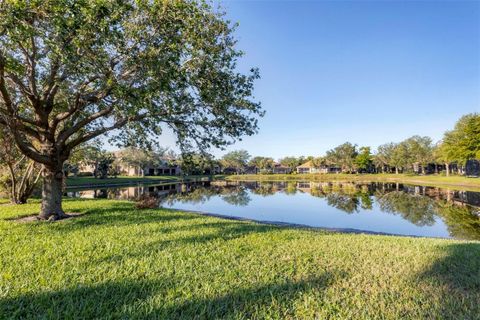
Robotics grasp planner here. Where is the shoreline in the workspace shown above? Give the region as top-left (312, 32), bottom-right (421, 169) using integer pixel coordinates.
top-left (225, 174), bottom-right (480, 192)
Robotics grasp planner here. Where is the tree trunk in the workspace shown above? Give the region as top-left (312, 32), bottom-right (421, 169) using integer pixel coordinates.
top-left (395, 167), bottom-right (399, 174)
top-left (39, 166), bottom-right (68, 220)
top-left (7, 163), bottom-right (18, 204)
top-left (445, 163), bottom-right (450, 176)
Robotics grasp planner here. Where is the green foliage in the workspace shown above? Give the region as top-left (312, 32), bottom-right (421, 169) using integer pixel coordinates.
top-left (95, 153), bottom-right (116, 179)
top-left (403, 136), bottom-right (434, 172)
top-left (0, 0), bottom-right (262, 156)
top-left (440, 113), bottom-right (480, 163)
top-left (355, 146), bottom-right (373, 172)
top-left (221, 149), bottom-right (251, 173)
top-left (375, 143), bottom-right (397, 172)
top-left (325, 142), bottom-right (358, 173)
top-left (179, 152), bottom-right (217, 175)
top-left (311, 156), bottom-right (328, 168)
top-left (249, 156), bottom-right (274, 171)
top-left (117, 147), bottom-right (170, 176)
top-left (279, 156), bottom-right (305, 171)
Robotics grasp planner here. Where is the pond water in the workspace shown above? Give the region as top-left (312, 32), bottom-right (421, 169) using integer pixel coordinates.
top-left (66, 180), bottom-right (480, 240)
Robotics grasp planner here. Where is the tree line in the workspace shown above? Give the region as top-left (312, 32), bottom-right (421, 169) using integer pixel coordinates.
top-left (220, 113), bottom-right (480, 175)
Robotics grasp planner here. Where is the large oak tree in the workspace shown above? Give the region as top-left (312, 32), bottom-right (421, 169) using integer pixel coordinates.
top-left (0, 0), bottom-right (262, 219)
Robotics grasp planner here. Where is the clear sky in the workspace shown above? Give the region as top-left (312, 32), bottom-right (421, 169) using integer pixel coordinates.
top-left (152, 0), bottom-right (480, 160)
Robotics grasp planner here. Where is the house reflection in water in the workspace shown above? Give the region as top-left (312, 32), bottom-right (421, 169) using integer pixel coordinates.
top-left (66, 182), bottom-right (210, 201)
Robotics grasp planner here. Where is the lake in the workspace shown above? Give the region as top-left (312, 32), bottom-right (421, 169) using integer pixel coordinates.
top-left (66, 180), bottom-right (480, 240)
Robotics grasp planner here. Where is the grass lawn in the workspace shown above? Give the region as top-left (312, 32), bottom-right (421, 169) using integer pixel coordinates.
top-left (66, 175), bottom-right (212, 188)
top-left (0, 200), bottom-right (479, 319)
top-left (226, 173), bottom-right (480, 191)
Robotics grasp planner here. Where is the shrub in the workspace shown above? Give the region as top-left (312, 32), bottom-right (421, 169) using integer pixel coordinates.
top-left (135, 195), bottom-right (160, 209)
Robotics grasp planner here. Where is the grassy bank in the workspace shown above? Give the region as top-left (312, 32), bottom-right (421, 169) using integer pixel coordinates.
top-left (226, 173), bottom-right (480, 191)
top-left (66, 175), bottom-right (215, 188)
top-left (0, 200), bottom-right (479, 319)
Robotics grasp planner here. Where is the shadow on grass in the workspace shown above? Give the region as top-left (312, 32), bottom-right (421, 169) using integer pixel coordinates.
top-left (95, 220), bottom-right (279, 264)
top-left (418, 242), bottom-right (480, 318)
top-left (0, 272), bottom-right (341, 319)
top-left (51, 202), bottom-right (203, 231)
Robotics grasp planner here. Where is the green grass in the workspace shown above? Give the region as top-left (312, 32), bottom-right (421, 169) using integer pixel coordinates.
top-left (0, 200), bottom-right (479, 319)
top-left (226, 173), bottom-right (480, 191)
top-left (66, 175), bottom-right (212, 187)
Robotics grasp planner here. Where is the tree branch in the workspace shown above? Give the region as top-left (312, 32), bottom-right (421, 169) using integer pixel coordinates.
top-left (56, 105), bottom-right (115, 146)
top-left (0, 53), bottom-right (14, 113)
top-left (65, 113), bottom-right (149, 151)
top-left (10, 130), bottom-right (50, 164)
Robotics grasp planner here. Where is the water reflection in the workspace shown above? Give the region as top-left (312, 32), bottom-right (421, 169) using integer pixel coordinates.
top-left (66, 180), bottom-right (480, 240)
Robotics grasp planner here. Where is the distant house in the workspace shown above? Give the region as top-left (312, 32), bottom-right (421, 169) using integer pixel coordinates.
top-left (117, 161), bottom-right (181, 176)
top-left (272, 164), bottom-right (292, 174)
top-left (77, 152), bottom-right (182, 177)
top-left (296, 161), bottom-right (340, 174)
top-left (296, 161), bottom-right (323, 174)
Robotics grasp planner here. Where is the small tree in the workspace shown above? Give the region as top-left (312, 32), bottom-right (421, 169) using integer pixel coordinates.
top-left (375, 143), bottom-right (397, 173)
top-left (440, 113), bottom-right (480, 173)
top-left (326, 142), bottom-right (358, 173)
top-left (355, 147), bottom-right (373, 173)
top-left (279, 156), bottom-right (303, 172)
top-left (311, 156), bottom-right (328, 169)
top-left (391, 142), bottom-right (409, 174)
top-left (0, 127), bottom-right (42, 203)
top-left (180, 152), bottom-right (216, 175)
top-left (404, 136), bottom-right (433, 174)
top-left (434, 142), bottom-right (455, 176)
top-left (95, 152), bottom-right (115, 179)
top-left (221, 150), bottom-right (251, 174)
top-left (117, 147), bottom-right (153, 177)
top-left (249, 156), bottom-right (274, 173)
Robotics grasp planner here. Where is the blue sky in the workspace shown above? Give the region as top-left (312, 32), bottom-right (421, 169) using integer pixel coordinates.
top-left (155, 0), bottom-right (480, 160)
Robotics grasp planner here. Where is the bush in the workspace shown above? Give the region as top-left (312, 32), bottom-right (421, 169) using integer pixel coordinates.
top-left (135, 195), bottom-right (160, 209)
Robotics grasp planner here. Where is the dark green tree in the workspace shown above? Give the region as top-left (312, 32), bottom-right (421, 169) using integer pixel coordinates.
top-left (249, 156), bottom-right (274, 172)
top-left (0, 0), bottom-right (262, 219)
top-left (326, 142), bottom-right (358, 173)
top-left (355, 146), bottom-right (373, 173)
top-left (221, 150), bottom-right (251, 174)
top-left (279, 156), bottom-right (303, 172)
top-left (441, 113), bottom-right (480, 167)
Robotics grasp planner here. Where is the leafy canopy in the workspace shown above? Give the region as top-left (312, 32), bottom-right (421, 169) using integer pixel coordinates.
top-left (0, 0), bottom-right (262, 169)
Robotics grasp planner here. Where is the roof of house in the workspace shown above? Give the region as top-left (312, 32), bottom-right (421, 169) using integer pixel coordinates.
top-left (297, 160), bottom-right (315, 168)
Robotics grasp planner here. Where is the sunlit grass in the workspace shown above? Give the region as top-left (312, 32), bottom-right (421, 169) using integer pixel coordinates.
top-left (0, 199), bottom-right (479, 319)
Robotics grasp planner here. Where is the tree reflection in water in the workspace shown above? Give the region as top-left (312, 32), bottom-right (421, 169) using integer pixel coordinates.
top-left (162, 185), bottom-right (251, 207)
top-left (155, 180), bottom-right (480, 240)
top-left (376, 191), bottom-right (437, 226)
